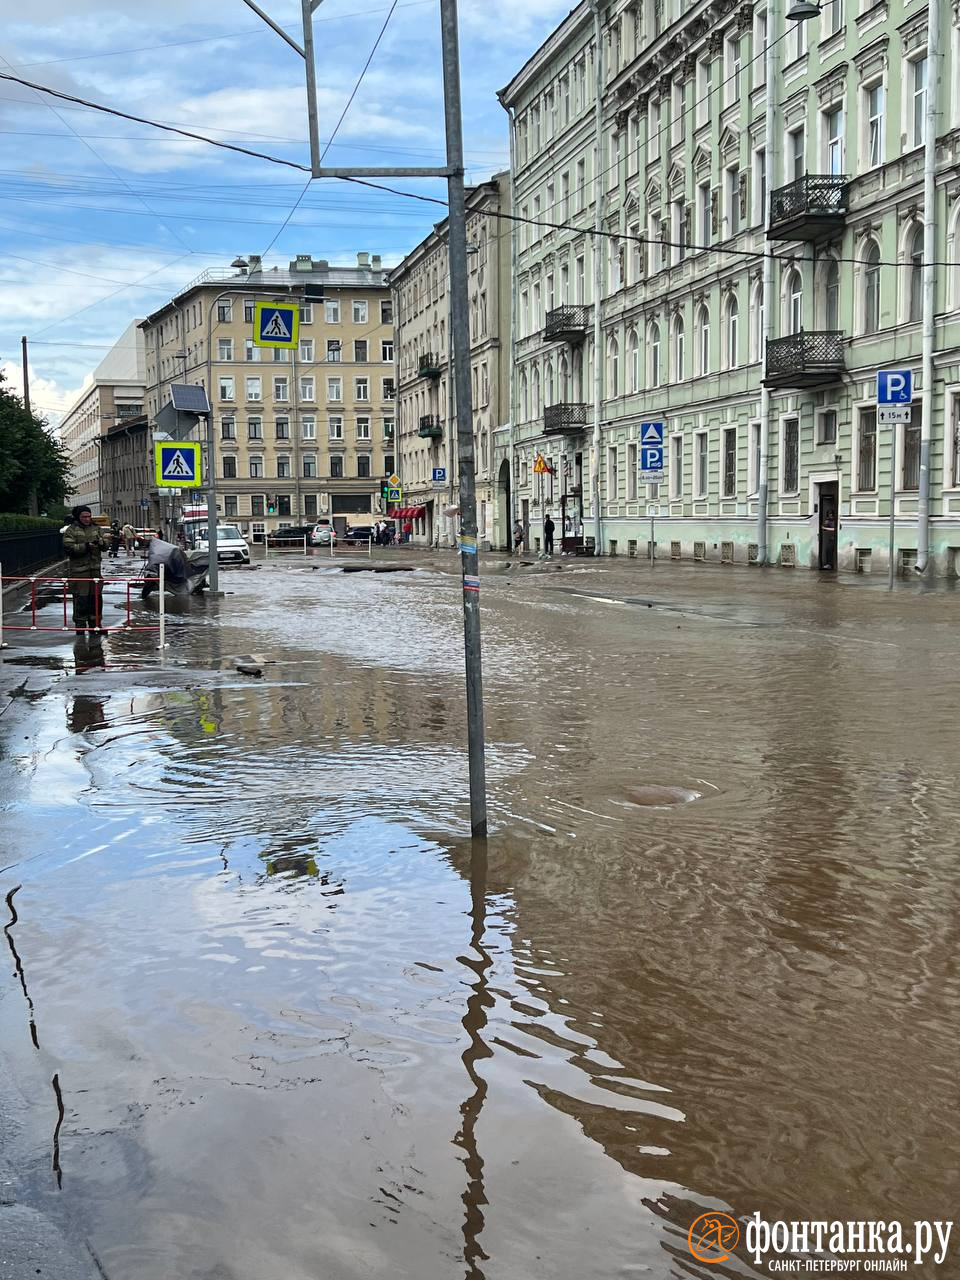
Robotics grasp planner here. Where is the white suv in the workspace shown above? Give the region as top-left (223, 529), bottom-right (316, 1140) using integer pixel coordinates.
top-left (195, 526), bottom-right (251, 565)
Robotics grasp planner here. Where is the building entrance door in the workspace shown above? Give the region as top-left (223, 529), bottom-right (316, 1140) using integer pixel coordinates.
top-left (818, 481), bottom-right (838, 571)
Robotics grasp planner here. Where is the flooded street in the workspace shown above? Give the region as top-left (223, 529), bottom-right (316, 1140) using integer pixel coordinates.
top-left (1, 556), bottom-right (958, 1278)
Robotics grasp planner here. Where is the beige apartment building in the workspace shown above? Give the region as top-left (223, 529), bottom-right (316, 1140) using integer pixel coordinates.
top-left (390, 176), bottom-right (512, 547)
top-left (141, 253), bottom-right (395, 539)
top-left (59, 320), bottom-right (145, 515)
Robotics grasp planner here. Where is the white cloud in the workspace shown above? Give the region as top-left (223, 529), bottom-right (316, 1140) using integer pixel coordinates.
top-left (1, 358), bottom-right (88, 427)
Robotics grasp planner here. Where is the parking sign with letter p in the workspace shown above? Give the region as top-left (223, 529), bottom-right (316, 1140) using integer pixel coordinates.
top-left (877, 369), bottom-right (913, 404)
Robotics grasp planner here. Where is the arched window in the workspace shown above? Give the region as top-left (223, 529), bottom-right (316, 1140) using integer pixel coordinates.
top-left (608, 336), bottom-right (620, 397)
top-left (532, 364), bottom-right (541, 416)
top-left (821, 257), bottom-right (840, 330)
top-left (696, 303), bottom-right (711, 376)
top-left (948, 201), bottom-right (960, 311)
top-left (519, 369), bottom-right (528, 420)
top-left (749, 281), bottom-right (764, 362)
top-left (786, 269), bottom-right (803, 335)
top-left (572, 348), bottom-right (583, 400)
top-left (559, 353), bottom-right (570, 400)
top-left (724, 294), bottom-right (739, 369)
top-left (545, 359), bottom-right (555, 406)
top-left (628, 329), bottom-right (641, 392)
top-left (673, 315), bottom-right (685, 381)
top-left (649, 322), bottom-right (662, 387)
top-left (863, 239), bottom-right (881, 334)
top-left (907, 224), bottom-right (923, 322)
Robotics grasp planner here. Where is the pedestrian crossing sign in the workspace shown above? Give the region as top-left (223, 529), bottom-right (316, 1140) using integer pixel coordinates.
top-left (155, 441), bottom-right (202, 488)
top-left (253, 299), bottom-right (299, 348)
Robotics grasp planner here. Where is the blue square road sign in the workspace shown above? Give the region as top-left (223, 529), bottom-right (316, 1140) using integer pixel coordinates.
top-left (641, 445), bottom-right (664, 472)
top-left (877, 370), bottom-right (913, 404)
top-left (640, 421), bottom-right (664, 447)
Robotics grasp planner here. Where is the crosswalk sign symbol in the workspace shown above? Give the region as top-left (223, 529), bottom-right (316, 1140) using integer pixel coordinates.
top-left (641, 421), bottom-right (664, 446)
top-left (155, 441), bottom-right (202, 488)
top-left (254, 299), bottom-right (299, 349)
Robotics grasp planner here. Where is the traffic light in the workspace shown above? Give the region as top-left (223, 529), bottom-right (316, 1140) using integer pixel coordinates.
top-left (380, 480), bottom-right (391, 509)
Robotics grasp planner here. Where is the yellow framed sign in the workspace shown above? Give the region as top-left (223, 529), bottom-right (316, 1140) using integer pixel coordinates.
top-left (253, 299), bottom-right (300, 349)
top-left (155, 441), bottom-right (203, 488)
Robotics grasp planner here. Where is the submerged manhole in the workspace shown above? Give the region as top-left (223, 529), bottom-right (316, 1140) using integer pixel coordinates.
top-left (622, 784), bottom-right (702, 808)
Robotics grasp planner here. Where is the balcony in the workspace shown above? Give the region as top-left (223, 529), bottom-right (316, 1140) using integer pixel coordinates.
top-left (544, 306), bottom-right (588, 343)
top-left (767, 174), bottom-right (848, 242)
top-left (418, 352), bottom-right (442, 379)
top-left (544, 402), bottom-right (589, 435)
top-left (764, 331), bottom-right (845, 389)
top-left (418, 415), bottom-right (443, 439)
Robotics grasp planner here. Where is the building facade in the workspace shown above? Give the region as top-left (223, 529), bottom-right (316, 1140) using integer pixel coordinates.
top-left (499, 0), bottom-right (960, 573)
top-left (140, 253), bottom-right (395, 540)
top-left (59, 320), bottom-right (146, 515)
top-left (99, 414), bottom-right (157, 530)
top-left (391, 176), bottom-right (512, 548)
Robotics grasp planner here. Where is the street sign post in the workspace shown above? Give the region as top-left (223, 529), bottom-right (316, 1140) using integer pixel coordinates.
top-left (253, 300), bottom-right (300, 349)
top-left (877, 371), bottom-right (914, 591)
top-left (386, 472), bottom-right (401, 489)
top-left (154, 441), bottom-right (202, 488)
top-left (387, 486), bottom-right (402, 504)
top-left (639, 422), bottom-right (665, 481)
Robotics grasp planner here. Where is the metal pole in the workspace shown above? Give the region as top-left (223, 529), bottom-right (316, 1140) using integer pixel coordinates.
top-left (440, 0), bottom-right (487, 838)
top-left (650, 514), bottom-right (655, 567)
top-left (589, 0), bottom-right (604, 557)
top-left (159, 563), bottom-right (167, 647)
top-left (301, 0), bottom-right (322, 176)
top-left (915, 0), bottom-right (940, 574)
top-left (203, 414), bottom-right (220, 594)
top-left (757, 0), bottom-right (778, 566)
top-left (506, 106), bottom-right (518, 549)
top-left (21, 336), bottom-right (30, 416)
top-left (888, 424), bottom-right (898, 590)
top-left (0, 562), bottom-right (4, 650)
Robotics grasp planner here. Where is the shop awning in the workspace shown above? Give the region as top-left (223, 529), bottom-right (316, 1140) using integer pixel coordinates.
top-left (389, 506), bottom-right (427, 519)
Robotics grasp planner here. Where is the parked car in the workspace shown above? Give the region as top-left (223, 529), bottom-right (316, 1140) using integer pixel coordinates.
top-left (265, 525), bottom-right (314, 548)
top-left (344, 525), bottom-right (374, 543)
top-left (194, 525), bottom-right (250, 565)
top-left (309, 524), bottom-right (336, 546)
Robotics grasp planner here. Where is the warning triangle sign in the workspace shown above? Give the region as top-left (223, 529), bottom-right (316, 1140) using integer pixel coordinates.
top-left (163, 449), bottom-right (195, 480)
top-left (262, 310), bottom-right (291, 339)
top-left (641, 422), bottom-right (663, 445)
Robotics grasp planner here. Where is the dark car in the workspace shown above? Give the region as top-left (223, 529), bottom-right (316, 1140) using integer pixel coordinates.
top-left (266, 525), bottom-right (314, 547)
top-left (344, 525), bottom-right (374, 543)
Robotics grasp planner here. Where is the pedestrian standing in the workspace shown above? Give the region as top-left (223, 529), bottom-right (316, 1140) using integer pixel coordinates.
top-left (513, 518), bottom-right (524, 554)
top-left (62, 506), bottom-right (110, 635)
top-left (121, 521), bottom-right (135, 553)
top-left (402, 519), bottom-right (413, 544)
top-left (543, 513), bottom-right (555, 556)
top-left (109, 519), bottom-right (122, 558)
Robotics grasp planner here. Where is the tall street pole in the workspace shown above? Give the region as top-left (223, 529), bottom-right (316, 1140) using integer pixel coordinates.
top-left (22, 336), bottom-right (38, 516)
top-left (440, 0), bottom-right (488, 837)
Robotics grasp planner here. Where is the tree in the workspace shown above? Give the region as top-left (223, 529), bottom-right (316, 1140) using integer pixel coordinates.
top-left (0, 370), bottom-right (72, 513)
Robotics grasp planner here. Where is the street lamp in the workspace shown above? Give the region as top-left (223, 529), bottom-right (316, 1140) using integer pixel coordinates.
top-left (785, 0), bottom-right (820, 17)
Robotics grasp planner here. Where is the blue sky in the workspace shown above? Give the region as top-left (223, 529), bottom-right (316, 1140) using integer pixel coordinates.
top-left (0, 0), bottom-right (572, 421)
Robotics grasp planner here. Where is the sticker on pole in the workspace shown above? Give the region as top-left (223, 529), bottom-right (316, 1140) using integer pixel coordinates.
top-left (155, 441), bottom-right (202, 488)
top-left (253, 300), bottom-right (299, 349)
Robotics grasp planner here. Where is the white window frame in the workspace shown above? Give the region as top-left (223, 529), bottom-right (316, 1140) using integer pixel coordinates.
top-left (299, 376), bottom-right (315, 401)
top-left (299, 338), bottom-right (314, 362)
top-left (356, 416), bottom-right (371, 440)
top-left (325, 298), bottom-right (341, 324)
top-left (863, 81), bottom-right (885, 170)
top-left (748, 420), bottom-right (761, 495)
top-left (627, 441), bottom-right (638, 500)
top-left (352, 299), bottom-right (368, 324)
top-left (217, 338), bottom-right (233, 361)
top-left (779, 414), bottom-right (800, 495)
top-left (670, 433), bottom-right (684, 500)
top-left (245, 376), bottom-right (261, 402)
top-left (328, 415), bottom-right (344, 440)
top-left (219, 375), bottom-right (235, 401)
top-left (354, 377), bottom-right (370, 402)
top-left (301, 415), bottom-right (316, 440)
top-left (327, 376), bottom-right (343, 402)
top-left (908, 54), bottom-right (928, 150)
top-left (722, 425), bottom-right (738, 498)
top-left (273, 377), bottom-right (289, 402)
top-left (823, 104), bottom-right (844, 175)
top-left (694, 431), bottom-right (709, 498)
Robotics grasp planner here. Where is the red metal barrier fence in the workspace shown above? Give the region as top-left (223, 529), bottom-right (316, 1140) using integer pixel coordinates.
top-left (0, 566), bottom-right (167, 648)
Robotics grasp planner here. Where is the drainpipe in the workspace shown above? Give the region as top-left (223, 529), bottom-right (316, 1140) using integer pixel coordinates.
top-left (915, 0), bottom-right (940, 574)
top-left (590, 0), bottom-right (604, 556)
top-left (757, 0), bottom-right (778, 566)
top-left (507, 106), bottom-right (518, 547)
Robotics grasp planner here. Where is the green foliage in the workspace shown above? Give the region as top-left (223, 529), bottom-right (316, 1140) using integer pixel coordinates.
top-left (0, 513), bottom-right (62, 533)
top-left (0, 370), bottom-right (73, 513)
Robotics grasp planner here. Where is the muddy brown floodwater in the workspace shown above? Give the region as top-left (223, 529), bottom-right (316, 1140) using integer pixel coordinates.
top-left (1, 558), bottom-right (958, 1279)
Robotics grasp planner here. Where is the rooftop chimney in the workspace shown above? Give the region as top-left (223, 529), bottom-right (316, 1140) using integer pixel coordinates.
top-left (247, 254), bottom-right (262, 272)
top-left (372, 254), bottom-right (382, 269)
top-left (292, 254), bottom-right (312, 271)
top-left (357, 251), bottom-right (370, 267)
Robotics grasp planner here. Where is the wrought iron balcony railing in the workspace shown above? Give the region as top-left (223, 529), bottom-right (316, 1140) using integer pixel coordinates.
top-left (768, 174), bottom-right (848, 241)
top-left (418, 352), bottom-right (442, 378)
top-left (544, 306), bottom-right (589, 342)
top-left (418, 415), bottom-right (443, 439)
top-left (544, 402), bottom-right (589, 435)
top-left (764, 331), bottom-right (845, 387)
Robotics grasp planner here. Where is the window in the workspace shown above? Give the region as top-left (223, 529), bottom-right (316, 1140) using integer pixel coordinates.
top-left (674, 316), bottom-right (685, 380)
top-left (383, 417), bottom-right (395, 440)
top-left (277, 496), bottom-right (292, 518)
top-left (355, 377), bottom-right (369, 401)
top-left (217, 338), bottom-right (233, 361)
top-left (303, 496), bottom-right (318, 517)
top-left (749, 421), bottom-right (761, 494)
top-left (302, 416), bottom-right (316, 440)
top-left (788, 13), bottom-right (806, 61)
top-left (787, 269), bottom-right (803, 335)
top-left (357, 456), bottom-right (371, 478)
top-left (628, 329), bottom-right (641, 392)
top-left (648, 97), bottom-right (661, 161)
top-left (825, 0), bottom-right (843, 34)
top-left (243, 299), bottom-right (255, 324)
top-left (299, 339), bottom-right (314, 362)
top-left (754, 148), bottom-right (767, 226)
top-left (244, 339), bottom-right (259, 363)
top-left (787, 127), bottom-right (805, 182)
top-left (300, 376), bottom-right (315, 401)
top-left (217, 300), bottom-right (233, 323)
top-left (696, 304), bottom-right (711, 375)
top-left (698, 181), bottom-right (712, 247)
top-left (726, 165), bottom-right (741, 235)
top-left (272, 347), bottom-right (289, 364)
top-left (907, 225), bottom-right (923, 322)
top-left (627, 442), bottom-right (638, 500)
top-left (273, 377), bottom-right (289, 402)
top-left (750, 282), bottom-right (765, 361)
top-left (247, 416), bottom-right (263, 440)
top-left (381, 339), bottom-right (394, 362)
top-left (866, 83), bottom-right (884, 169)
top-left (221, 416), bottom-right (236, 440)
top-left (910, 56), bottom-right (927, 149)
top-left (251, 495), bottom-right (265, 517)
top-left (352, 300), bottom-right (368, 324)
top-left (857, 409), bottom-right (877, 490)
top-left (576, 159), bottom-right (586, 211)
top-left (249, 456), bottom-right (264, 479)
top-left (275, 416), bottom-right (290, 440)
top-left (726, 35), bottom-right (742, 107)
top-left (330, 456), bottom-right (344, 479)
top-left (327, 376), bottom-right (342, 402)
top-left (303, 454), bottom-right (317, 479)
top-left (670, 435), bottom-right (683, 498)
top-left (329, 415), bottom-right (343, 439)
top-left (219, 376), bottom-right (235, 401)
top-left (822, 258), bottom-right (840, 329)
top-left (277, 456), bottom-right (291, 479)
top-left (754, 11), bottom-right (767, 84)
top-left (951, 394), bottom-right (960, 487)
top-left (245, 376), bottom-right (261, 401)
top-left (354, 340), bottom-right (368, 363)
top-left (863, 241), bottom-right (881, 334)
top-left (724, 295), bottom-right (739, 368)
top-left (902, 411), bottom-right (921, 490)
top-left (650, 323), bottom-right (662, 387)
top-left (695, 432), bottom-right (708, 497)
top-left (824, 106), bottom-right (844, 175)
top-left (356, 416), bottom-right (371, 440)
top-left (381, 299), bottom-right (393, 324)
top-left (607, 336), bottom-right (620, 397)
top-left (696, 56), bottom-right (712, 125)
top-left (782, 416), bottom-right (799, 492)
top-left (325, 298), bottom-right (340, 323)
top-left (607, 446), bottom-right (618, 498)
top-left (384, 454), bottom-right (395, 475)
top-left (224, 495), bottom-right (238, 518)
top-left (301, 303), bottom-right (313, 324)
top-left (722, 428), bottom-right (737, 497)
top-left (222, 456), bottom-right (237, 480)
top-left (818, 409), bottom-right (838, 445)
